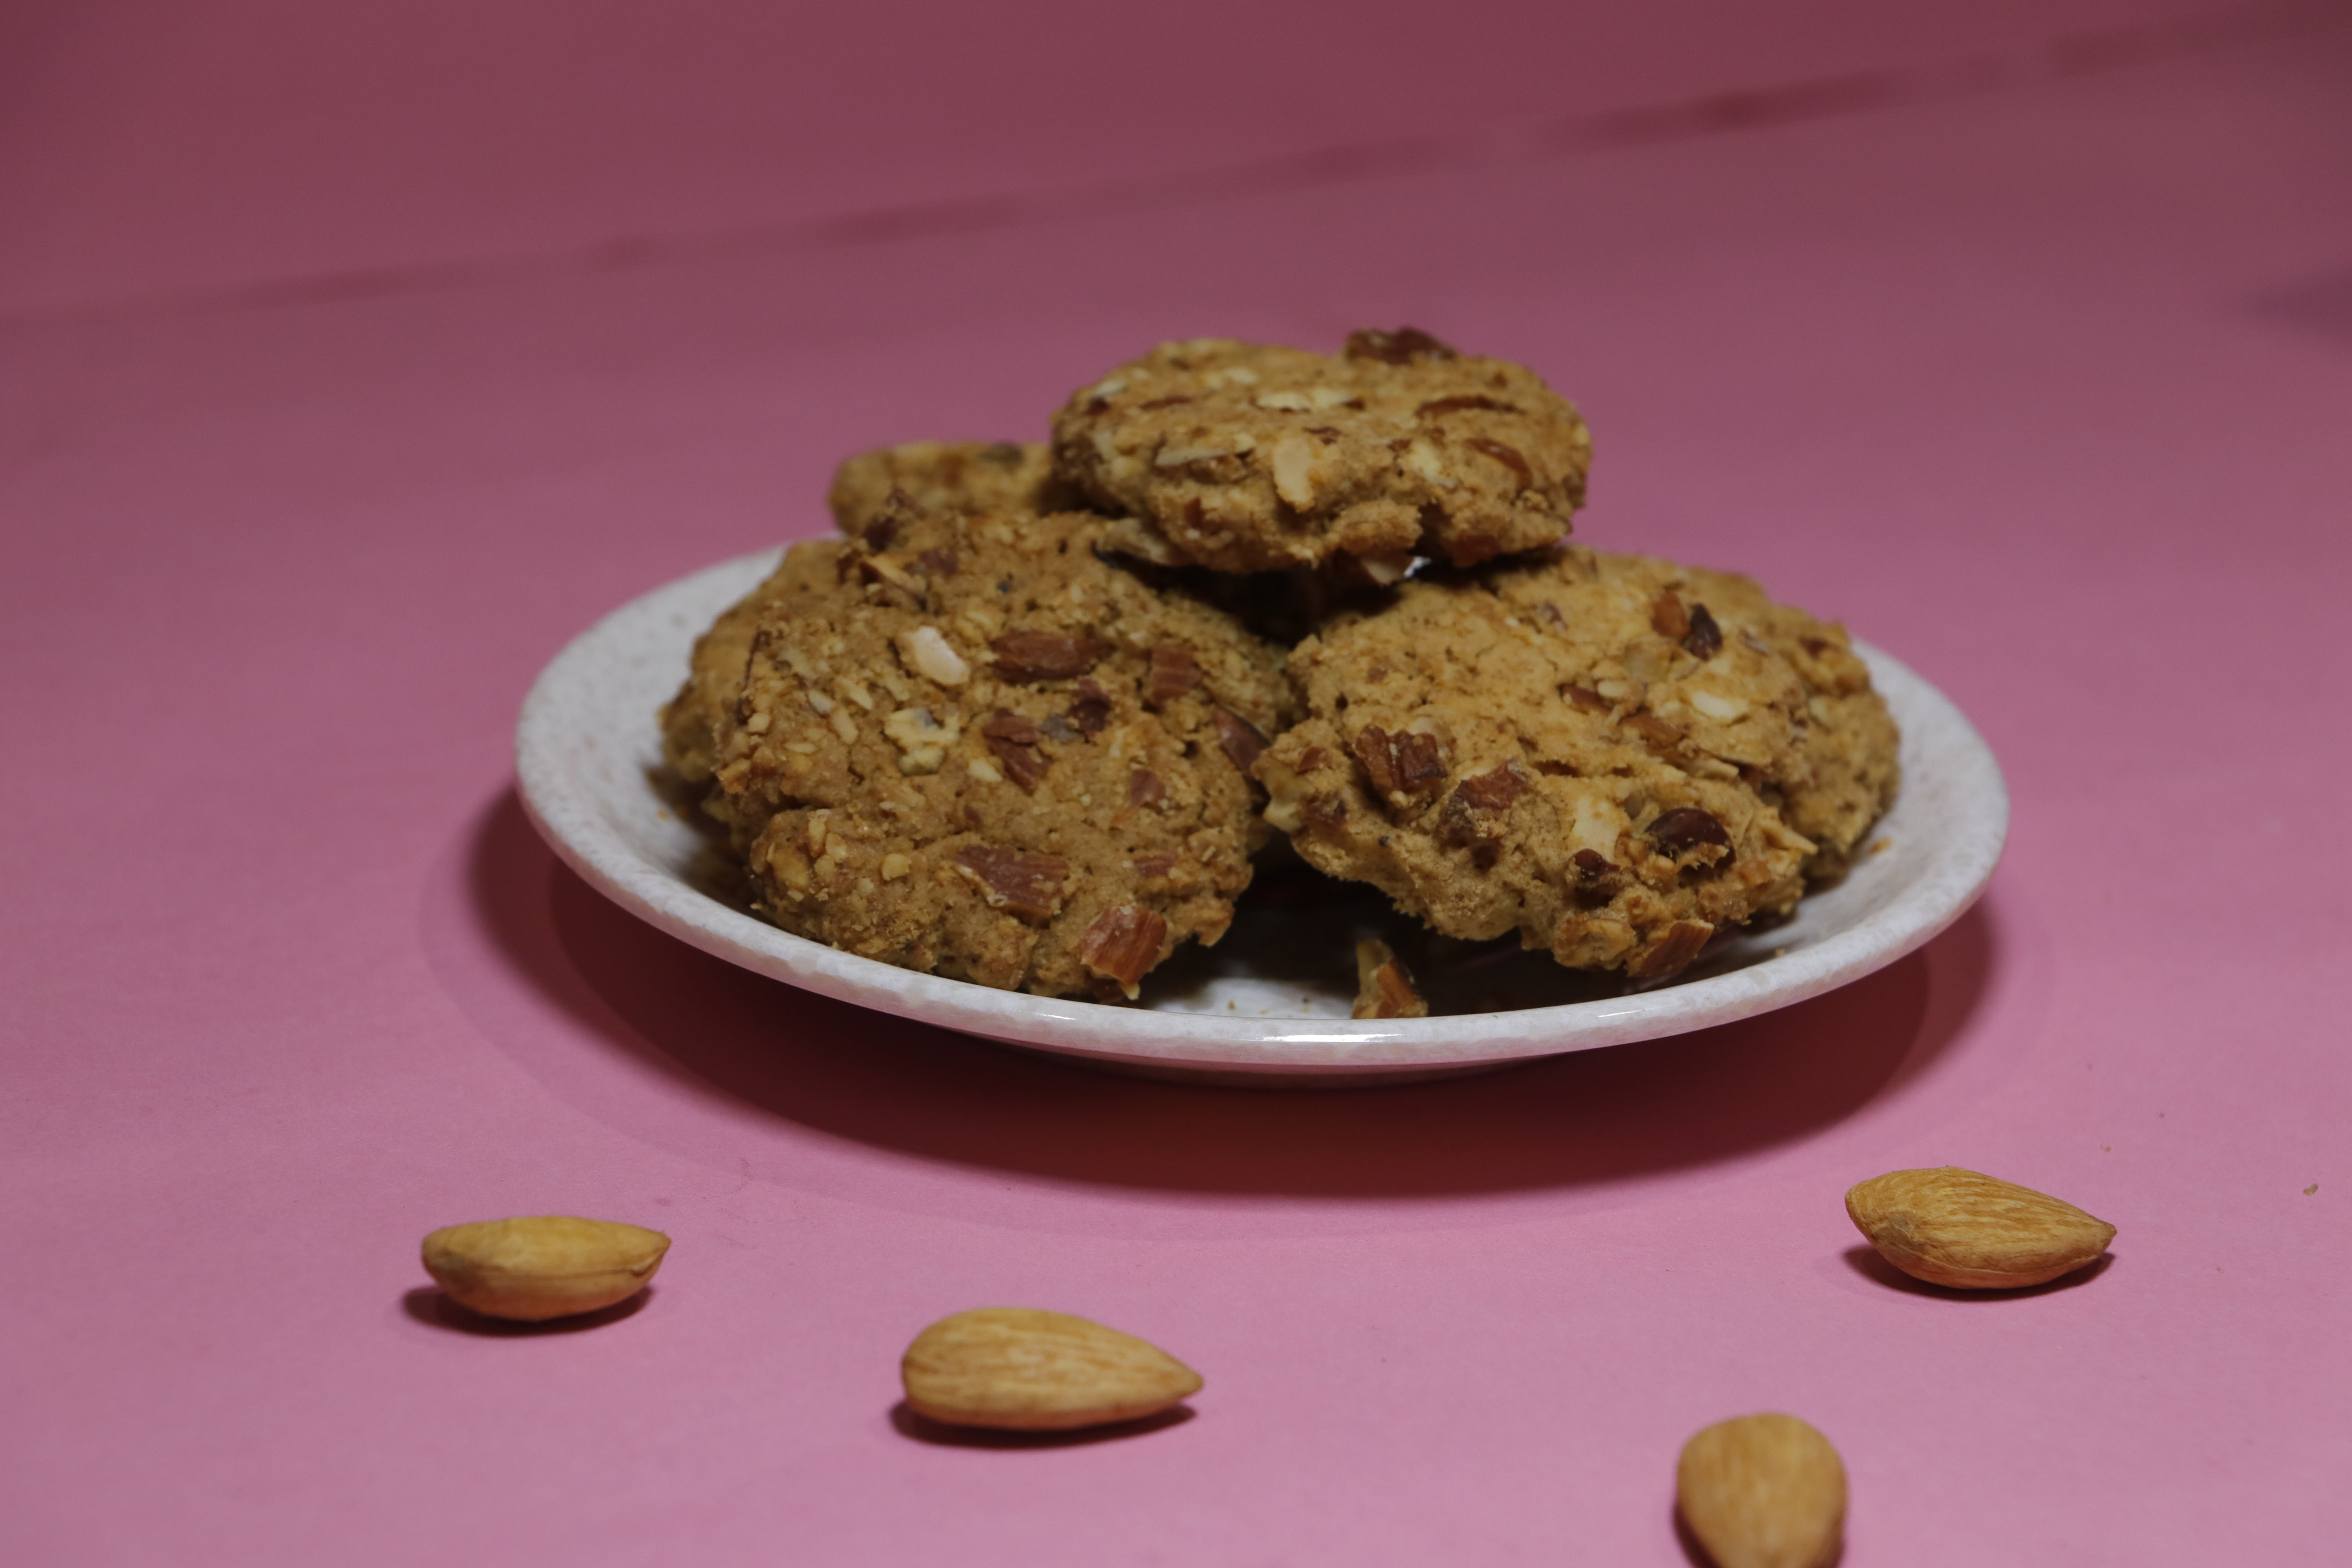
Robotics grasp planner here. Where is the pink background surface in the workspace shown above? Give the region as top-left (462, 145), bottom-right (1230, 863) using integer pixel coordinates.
top-left (4, 3), bottom-right (2349, 1562)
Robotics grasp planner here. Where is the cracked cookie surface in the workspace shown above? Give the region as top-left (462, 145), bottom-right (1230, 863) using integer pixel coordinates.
top-left (709, 509), bottom-right (1292, 998)
top-left (1051, 331), bottom-right (1591, 575)
top-left (1254, 545), bottom-right (1898, 979)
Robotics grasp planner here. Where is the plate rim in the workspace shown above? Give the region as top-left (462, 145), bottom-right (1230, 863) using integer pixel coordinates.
top-left (514, 548), bottom-right (2007, 1075)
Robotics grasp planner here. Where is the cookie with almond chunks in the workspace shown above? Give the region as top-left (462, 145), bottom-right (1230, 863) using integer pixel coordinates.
top-left (663, 443), bottom-right (1065, 820)
top-left (659, 539), bottom-right (840, 802)
top-left (826, 440), bottom-right (1071, 541)
top-left (709, 509), bottom-right (1292, 999)
top-left (1254, 546), bottom-right (1896, 980)
top-left (1051, 330), bottom-right (1590, 575)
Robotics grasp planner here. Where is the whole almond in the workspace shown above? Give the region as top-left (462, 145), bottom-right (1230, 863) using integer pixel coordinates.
top-left (1846, 1166), bottom-right (2116, 1288)
top-left (901, 1307), bottom-right (1203, 1430)
top-left (1676, 1412), bottom-right (1846, 1568)
top-left (421, 1216), bottom-right (670, 1321)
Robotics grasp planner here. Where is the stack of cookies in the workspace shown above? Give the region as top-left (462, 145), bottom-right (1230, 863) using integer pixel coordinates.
top-left (660, 330), bottom-right (1898, 1010)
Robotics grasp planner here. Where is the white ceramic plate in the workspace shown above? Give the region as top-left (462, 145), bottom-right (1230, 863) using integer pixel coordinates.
top-left (516, 549), bottom-right (2006, 1084)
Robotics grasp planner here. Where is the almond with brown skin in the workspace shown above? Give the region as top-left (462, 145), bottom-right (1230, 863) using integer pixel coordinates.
top-left (1145, 643), bottom-right (1203, 704)
top-left (991, 629), bottom-right (1105, 683)
top-left (421, 1216), bottom-right (670, 1321)
top-left (1078, 905), bottom-right (1168, 999)
top-left (1676, 1412), bottom-right (1846, 1568)
top-left (901, 1307), bottom-right (1203, 1431)
top-left (1845, 1166), bottom-right (2116, 1288)
top-left (1352, 937), bottom-right (1428, 1019)
top-left (951, 844), bottom-right (1072, 921)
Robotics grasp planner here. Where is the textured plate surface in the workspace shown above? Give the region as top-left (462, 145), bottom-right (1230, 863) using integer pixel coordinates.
top-left (516, 549), bottom-right (2007, 1080)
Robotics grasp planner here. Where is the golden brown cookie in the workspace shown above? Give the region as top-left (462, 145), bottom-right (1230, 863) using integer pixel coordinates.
top-left (1254, 546), bottom-right (1897, 980)
top-left (826, 441), bottom-right (1067, 541)
top-left (710, 508), bottom-right (1293, 998)
top-left (659, 540), bottom-right (840, 793)
top-left (1051, 330), bottom-right (1591, 575)
top-left (666, 440), bottom-right (1065, 822)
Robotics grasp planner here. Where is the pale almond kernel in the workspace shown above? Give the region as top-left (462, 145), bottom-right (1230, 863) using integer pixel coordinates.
top-left (894, 625), bottom-right (969, 687)
top-left (1677, 1413), bottom-right (1846, 1568)
top-left (1270, 432), bottom-right (1320, 509)
top-left (1688, 688), bottom-right (1748, 722)
top-left (421, 1216), bottom-right (669, 1323)
top-left (882, 703), bottom-right (958, 775)
top-left (1846, 1166), bottom-right (2116, 1288)
top-left (901, 1307), bottom-right (1202, 1431)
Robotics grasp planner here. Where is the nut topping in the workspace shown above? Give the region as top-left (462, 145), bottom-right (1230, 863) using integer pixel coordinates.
top-left (1304, 795), bottom-right (1348, 831)
top-left (858, 552), bottom-right (924, 599)
top-left (1650, 806), bottom-right (1732, 859)
top-left (1449, 759), bottom-right (1529, 813)
top-left (979, 711), bottom-right (1050, 791)
top-left (1343, 326), bottom-right (1460, 364)
top-left (952, 844), bottom-right (1071, 920)
top-left (991, 629), bottom-right (1105, 683)
top-left (882, 704), bottom-right (961, 775)
top-left (1352, 724), bottom-right (1449, 800)
top-left (1352, 938), bottom-right (1429, 1019)
top-left (1065, 678), bottom-right (1114, 735)
top-left (1147, 643), bottom-right (1203, 705)
top-left (1684, 602), bottom-right (1723, 660)
top-left (1650, 589), bottom-right (1691, 640)
top-left (1622, 712), bottom-right (1685, 756)
top-left (1569, 847), bottom-right (1626, 908)
top-left (1437, 761), bottom-right (1530, 867)
top-left (1213, 707), bottom-right (1268, 770)
top-left (1633, 919), bottom-right (1713, 979)
top-left (1463, 437), bottom-right (1533, 490)
top-left (1563, 684), bottom-right (1610, 714)
top-left (1078, 905), bottom-right (1169, 998)
top-left (980, 710), bottom-right (1040, 744)
top-left (894, 625), bottom-right (970, 687)
top-left (1270, 432), bottom-right (1320, 509)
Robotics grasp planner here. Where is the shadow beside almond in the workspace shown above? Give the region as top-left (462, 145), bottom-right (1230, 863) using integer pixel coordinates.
top-left (400, 1284), bottom-right (655, 1335)
top-left (1841, 1245), bottom-right (2111, 1300)
top-left (888, 1400), bottom-right (1194, 1448)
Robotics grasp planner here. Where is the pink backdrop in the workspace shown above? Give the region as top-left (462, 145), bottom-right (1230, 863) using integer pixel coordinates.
top-left (4, 3), bottom-right (2349, 1562)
